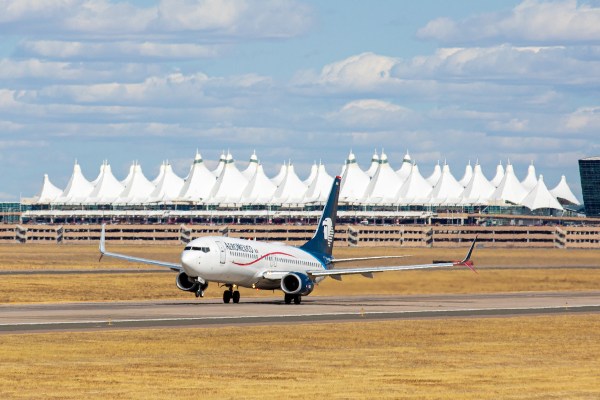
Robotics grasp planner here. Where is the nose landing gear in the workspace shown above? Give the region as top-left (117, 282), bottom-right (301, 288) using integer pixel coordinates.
top-left (223, 285), bottom-right (240, 304)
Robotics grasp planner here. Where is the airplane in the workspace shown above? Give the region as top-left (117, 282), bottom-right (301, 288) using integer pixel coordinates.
top-left (99, 176), bottom-right (477, 304)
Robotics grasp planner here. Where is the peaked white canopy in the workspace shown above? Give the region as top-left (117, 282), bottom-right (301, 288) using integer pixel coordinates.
top-left (179, 152), bottom-right (217, 201)
top-left (57, 161), bottom-right (94, 203)
top-left (241, 164), bottom-right (277, 204)
top-left (121, 162), bottom-right (135, 187)
top-left (207, 153), bottom-right (248, 203)
top-left (340, 150), bottom-right (370, 202)
top-left (396, 164), bottom-right (432, 203)
top-left (271, 163), bottom-right (287, 186)
top-left (490, 163), bottom-right (528, 205)
top-left (429, 163), bottom-right (463, 204)
top-left (304, 162), bottom-right (334, 202)
top-left (116, 162), bottom-right (155, 204)
top-left (150, 162), bottom-right (184, 202)
top-left (36, 174), bottom-right (63, 203)
top-left (272, 162), bottom-right (307, 204)
top-left (363, 152), bottom-right (403, 203)
top-left (152, 162), bottom-right (166, 186)
top-left (396, 151), bottom-right (412, 183)
top-left (461, 163), bottom-right (495, 204)
top-left (521, 162), bottom-right (538, 191)
top-left (303, 162), bottom-right (318, 186)
top-left (213, 152), bottom-right (227, 177)
top-left (366, 150), bottom-right (379, 178)
top-left (521, 175), bottom-right (563, 211)
top-left (459, 162), bottom-right (473, 187)
top-left (87, 162), bottom-right (124, 203)
top-left (550, 175), bottom-right (580, 205)
top-left (242, 151), bottom-right (259, 181)
top-left (426, 162), bottom-right (442, 186)
top-left (491, 161), bottom-right (505, 187)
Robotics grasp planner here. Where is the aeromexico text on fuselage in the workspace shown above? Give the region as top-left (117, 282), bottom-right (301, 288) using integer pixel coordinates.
top-left (181, 236), bottom-right (326, 289)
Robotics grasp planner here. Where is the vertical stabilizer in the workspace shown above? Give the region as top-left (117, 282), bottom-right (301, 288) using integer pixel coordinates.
top-left (300, 176), bottom-right (341, 258)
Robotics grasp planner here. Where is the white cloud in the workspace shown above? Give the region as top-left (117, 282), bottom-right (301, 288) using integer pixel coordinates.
top-left (18, 40), bottom-right (222, 61)
top-left (417, 0), bottom-right (600, 45)
top-left (327, 99), bottom-right (415, 130)
top-left (563, 106), bottom-right (600, 131)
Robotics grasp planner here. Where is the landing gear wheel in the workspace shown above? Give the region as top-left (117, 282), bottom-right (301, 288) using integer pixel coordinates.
top-left (223, 290), bottom-right (232, 304)
top-left (293, 295), bottom-right (302, 305)
top-left (232, 291), bottom-right (240, 304)
top-left (195, 289), bottom-right (204, 298)
top-left (284, 294), bottom-right (293, 304)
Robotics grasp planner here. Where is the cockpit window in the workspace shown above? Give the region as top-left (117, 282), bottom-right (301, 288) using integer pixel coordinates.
top-left (184, 246), bottom-right (210, 253)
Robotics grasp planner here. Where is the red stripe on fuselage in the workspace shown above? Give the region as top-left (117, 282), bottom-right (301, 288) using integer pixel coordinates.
top-left (232, 251), bottom-right (297, 266)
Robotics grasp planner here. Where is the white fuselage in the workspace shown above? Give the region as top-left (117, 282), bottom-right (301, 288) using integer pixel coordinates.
top-left (180, 236), bottom-right (327, 290)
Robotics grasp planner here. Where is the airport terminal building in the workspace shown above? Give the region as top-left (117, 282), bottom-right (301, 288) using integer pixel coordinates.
top-left (3, 150), bottom-right (599, 248)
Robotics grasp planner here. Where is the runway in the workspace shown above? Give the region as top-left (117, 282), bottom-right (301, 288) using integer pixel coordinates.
top-left (1, 291), bottom-right (599, 333)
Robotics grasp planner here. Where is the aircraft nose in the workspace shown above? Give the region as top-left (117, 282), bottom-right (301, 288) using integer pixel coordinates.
top-left (181, 251), bottom-right (198, 271)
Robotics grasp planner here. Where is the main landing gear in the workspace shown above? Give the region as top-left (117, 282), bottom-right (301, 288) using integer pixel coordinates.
top-left (223, 285), bottom-right (240, 304)
top-left (284, 293), bottom-right (302, 304)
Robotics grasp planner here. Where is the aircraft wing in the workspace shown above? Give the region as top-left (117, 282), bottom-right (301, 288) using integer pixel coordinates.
top-left (329, 255), bottom-right (411, 264)
top-left (99, 224), bottom-right (183, 272)
top-left (308, 237), bottom-right (477, 281)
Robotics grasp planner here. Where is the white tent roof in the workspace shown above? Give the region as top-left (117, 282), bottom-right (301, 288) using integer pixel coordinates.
top-left (149, 162), bottom-right (184, 202)
top-left (550, 175), bottom-right (580, 205)
top-left (304, 162), bottom-right (334, 202)
top-left (396, 164), bottom-right (432, 203)
top-left (271, 163), bottom-right (287, 186)
top-left (241, 164), bottom-right (277, 204)
top-left (429, 163), bottom-right (463, 204)
top-left (116, 162), bottom-right (155, 204)
top-left (339, 150), bottom-right (370, 202)
top-left (241, 151), bottom-right (259, 181)
top-left (303, 162), bottom-right (318, 186)
top-left (121, 162), bottom-right (135, 187)
top-left (207, 152), bottom-right (248, 203)
top-left (396, 151), bottom-right (413, 183)
top-left (213, 152), bottom-right (226, 177)
top-left (363, 151), bottom-right (403, 203)
top-left (459, 162), bottom-right (473, 187)
top-left (426, 162), bottom-right (442, 186)
top-left (272, 162), bottom-right (307, 204)
top-left (521, 175), bottom-right (563, 211)
top-left (490, 163), bottom-right (528, 204)
top-left (461, 163), bottom-right (495, 204)
top-left (57, 161), bottom-right (94, 203)
top-left (179, 152), bottom-right (217, 201)
top-left (491, 161), bottom-right (505, 187)
top-left (36, 174), bottom-right (63, 203)
top-left (366, 150), bottom-right (379, 178)
top-left (521, 162), bottom-right (537, 191)
top-left (86, 161), bottom-right (124, 203)
top-left (152, 162), bottom-right (166, 186)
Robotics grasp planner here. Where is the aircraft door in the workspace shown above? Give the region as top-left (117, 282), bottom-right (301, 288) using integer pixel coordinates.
top-left (216, 241), bottom-right (226, 264)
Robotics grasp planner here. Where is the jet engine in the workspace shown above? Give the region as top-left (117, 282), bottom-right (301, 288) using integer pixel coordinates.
top-left (176, 272), bottom-right (200, 292)
top-left (280, 272), bottom-right (314, 296)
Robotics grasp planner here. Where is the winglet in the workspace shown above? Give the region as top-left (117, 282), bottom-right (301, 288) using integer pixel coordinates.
top-left (454, 236), bottom-right (478, 273)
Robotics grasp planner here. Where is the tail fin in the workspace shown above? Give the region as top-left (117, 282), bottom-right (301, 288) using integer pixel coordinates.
top-left (300, 176), bottom-right (341, 257)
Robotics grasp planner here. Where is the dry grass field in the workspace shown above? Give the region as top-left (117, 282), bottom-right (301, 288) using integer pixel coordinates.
top-left (0, 315), bottom-right (598, 399)
top-left (1, 244), bottom-right (600, 303)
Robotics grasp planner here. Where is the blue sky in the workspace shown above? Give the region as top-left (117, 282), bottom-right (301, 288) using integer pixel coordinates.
top-left (0, 0), bottom-right (598, 200)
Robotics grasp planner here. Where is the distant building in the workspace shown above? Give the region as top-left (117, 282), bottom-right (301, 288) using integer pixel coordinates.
top-left (579, 157), bottom-right (600, 217)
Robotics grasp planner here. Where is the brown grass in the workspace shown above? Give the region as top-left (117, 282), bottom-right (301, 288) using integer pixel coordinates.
top-left (1, 267), bottom-right (600, 303)
top-left (0, 315), bottom-right (598, 399)
top-left (1, 244), bottom-right (600, 271)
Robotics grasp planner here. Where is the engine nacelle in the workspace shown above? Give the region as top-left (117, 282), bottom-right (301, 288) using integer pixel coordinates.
top-left (176, 272), bottom-right (200, 292)
top-left (280, 272), bottom-right (314, 296)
